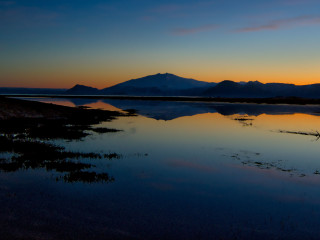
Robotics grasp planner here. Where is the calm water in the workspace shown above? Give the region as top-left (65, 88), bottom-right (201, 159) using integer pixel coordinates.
top-left (1, 98), bottom-right (320, 239)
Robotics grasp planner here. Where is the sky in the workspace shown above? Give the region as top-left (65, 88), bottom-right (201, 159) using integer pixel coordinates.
top-left (0, 0), bottom-right (320, 88)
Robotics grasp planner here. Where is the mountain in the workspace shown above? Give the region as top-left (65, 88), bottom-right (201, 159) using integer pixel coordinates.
top-left (64, 73), bottom-right (320, 99)
top-left (65, 84), bottom-right (100, 95)
top-left (100, 73), bottom-right (217, 96)
top-left (204, 80), bottom-right (320, 98)
top-left (298, 84), bottom-right (320, 98)
top-left (106, 73), bottom-right (214, 89)
top-left (4, 73), bottom-right (320, 98)
top-left (204, 80), bottom-right (270, 98)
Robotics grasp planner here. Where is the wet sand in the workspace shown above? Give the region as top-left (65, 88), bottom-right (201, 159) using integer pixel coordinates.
top-left (0, 96), bottom-right (123, 120)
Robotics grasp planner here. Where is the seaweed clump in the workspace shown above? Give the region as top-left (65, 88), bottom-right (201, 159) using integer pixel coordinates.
top-left (278, 130), bottom-right (320, 140)
top-left (230, 151), bottom-right (318, 178)
top-left (0, 118), bottom-right (123, 141)
top-left (63, 171), bottom-right (114, 183)
top-left (90, 127), bottom-right (123, 134)
top-left (232, 115), bottom-right (254, 127)
top-left (0, 135), bottom-right (118, 183)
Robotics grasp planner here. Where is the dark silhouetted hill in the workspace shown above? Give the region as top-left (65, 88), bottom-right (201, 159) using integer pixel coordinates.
top-left (64, 73), bottom-right (320, 98)
top-left (100, 73), bottom-right (216, 96)
top-left (204, 81), bottom-right (320, 98)
top-left (65, 84), bottom-right (100, 95)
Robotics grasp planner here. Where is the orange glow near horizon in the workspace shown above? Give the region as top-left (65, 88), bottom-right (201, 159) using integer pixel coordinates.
top-left (0, 68), bottom-right (319, 89)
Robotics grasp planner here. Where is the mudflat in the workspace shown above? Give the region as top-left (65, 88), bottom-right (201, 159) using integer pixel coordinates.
top-left (0, 96), bottom-right (128, 184)
top-left (0, 96), bottom-right (122, 120)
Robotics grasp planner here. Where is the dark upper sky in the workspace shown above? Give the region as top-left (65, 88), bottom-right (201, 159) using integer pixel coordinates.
top-left (1, 0), bottom-right (320, 88)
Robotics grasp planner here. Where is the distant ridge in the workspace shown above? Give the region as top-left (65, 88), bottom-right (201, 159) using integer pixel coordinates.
top-left (65, 84), bottom-right (100, 95)
top-left (64, 73), bottom-right (320, 98)
top-left (204, 81), bottom-right (320, 98)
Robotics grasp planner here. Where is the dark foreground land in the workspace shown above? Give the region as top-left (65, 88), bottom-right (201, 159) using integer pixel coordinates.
top-left (0, 97), bottom-right (129, 183)
top-left (3, 94), bottom-right (320, 105)
top-left (0, 96), bottom-right (124, 120)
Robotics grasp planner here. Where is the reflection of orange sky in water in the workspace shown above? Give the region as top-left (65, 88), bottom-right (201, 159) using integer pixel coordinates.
top-left (252, 113), bottom-right (320, 132)
top-left (31, 98), bottom-right (320, 132)
top-left (36, 99), bottom-right (122, 112)
top-left (35, 99), bottom-right (76, 108)
top-left (173, 112), bottom-right (320, 132)
top-left (84, 101), bottom-right (122, 112)
top-left (110, 111), bottom-right (320, 143)
top-left (132, 112), bottom-right (320, 152)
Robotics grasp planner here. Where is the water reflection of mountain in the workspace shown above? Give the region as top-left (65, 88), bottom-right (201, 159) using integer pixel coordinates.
top-left (70, 99), bottom-right (320, 120)
top-left (69, 98), bottom-right (101, 106)
top-left (103, 100), bottom-right (214, 120)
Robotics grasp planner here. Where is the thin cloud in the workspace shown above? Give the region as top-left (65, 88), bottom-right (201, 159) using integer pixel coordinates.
top-left (172, 24), bottom-right (219, 35)
top-left (237, 15), bottom-right (320, 32)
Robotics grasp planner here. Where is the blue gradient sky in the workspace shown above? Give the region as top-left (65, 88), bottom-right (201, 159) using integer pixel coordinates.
top-left (1, 0), bottom-right (320, 88)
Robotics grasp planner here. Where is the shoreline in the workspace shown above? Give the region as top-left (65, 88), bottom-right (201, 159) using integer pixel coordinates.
top-left (0, 96), bottom-right (124, 120)
top-left (0, 96), bottom-right (128, 183)
top-left (2, 94), bottom-right (320, 105)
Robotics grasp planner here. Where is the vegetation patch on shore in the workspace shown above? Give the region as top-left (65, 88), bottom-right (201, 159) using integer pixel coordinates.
top-left (0, 135), bottom-right (117, 183)
top-left (230, 151), bottom-right (319, 177)
top-left (0, 97), bottom-right (130, 183)
top-left (231, 115), bottom-right (255, 127)
top-left (278, 130), bottom-right (320, 140)
top-left (90, 127), bottom-right (123, 134)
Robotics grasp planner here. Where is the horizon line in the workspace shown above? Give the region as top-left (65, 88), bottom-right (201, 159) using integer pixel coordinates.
top-left (1, 72), bottom-right (319, 89)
